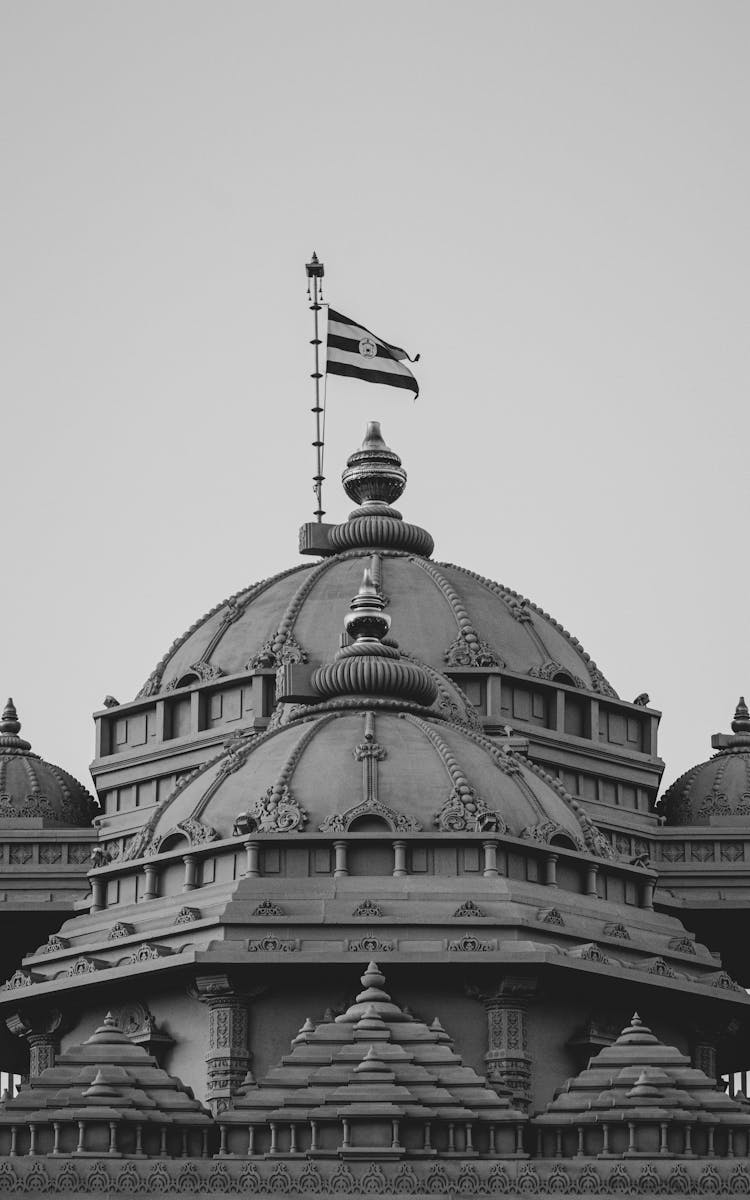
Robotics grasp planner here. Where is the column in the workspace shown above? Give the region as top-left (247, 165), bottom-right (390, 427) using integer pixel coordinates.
top-left (480, 977), bottom-right (537, 1112)
top-left (6, 1008), bottom-right (66, 1078)
top-left (143, 863), bottom-right (159, 900)
top-left (392, 840), bottom-right (408, 878)
top-left (195, 974), bottom-right (258, 1117)
top-left (183, 854), bottom-right (199, 891)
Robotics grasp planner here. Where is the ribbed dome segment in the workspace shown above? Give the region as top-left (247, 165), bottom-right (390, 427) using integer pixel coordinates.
top-left (310, 566), bottom-right (438, 708)
top-left (0, 698), bottom-right (96, 827)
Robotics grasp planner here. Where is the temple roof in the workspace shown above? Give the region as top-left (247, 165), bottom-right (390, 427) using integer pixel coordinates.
top-left (659, 697), bottom-right (750, 826)
top-left (223, 962), bottom-right (524, 1126)
top-left (0, 1013), bottom-right (211, 1128)
top-left (134, 426), bottom-right (617, 701)
top-left (0, 698), bottom-right (97, 828)
top-left (533, 1013), bottom-right (750, 1127)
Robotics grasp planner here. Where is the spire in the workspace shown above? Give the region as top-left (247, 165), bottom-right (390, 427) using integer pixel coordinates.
top-left (311, 562), bottom-right (437, 708)
top-left (732, 696), bottom-right (750, 734)
top-left (0, 698), bottom-right (31, 754)
top-left (327, 423), bottom-right (434, 556)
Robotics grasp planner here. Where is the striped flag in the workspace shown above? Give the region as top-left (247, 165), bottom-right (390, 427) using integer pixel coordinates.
top-left (326, 309), bottom-right (419, 397)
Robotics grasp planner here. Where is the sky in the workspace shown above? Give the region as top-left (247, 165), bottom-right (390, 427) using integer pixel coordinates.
top-left (1, 1), bottom-right (748, 793)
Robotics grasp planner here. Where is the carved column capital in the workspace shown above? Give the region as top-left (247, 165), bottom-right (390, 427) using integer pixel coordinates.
top-left (6, 1007), bottom-right (67, 1077)
top-left (469, 975), bottom-right (538, 1113)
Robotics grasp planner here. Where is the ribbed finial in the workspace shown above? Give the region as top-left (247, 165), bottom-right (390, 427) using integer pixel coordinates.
top-left (0, 699), bottom-right (20, 736)
top-left (310, 562), bottom-right (438, 708)
top-left (342, 422), bottom-right (407, 514)
top-left (0, 698), bottom-right (31, 754)
top-left (732, 696), bottom-right (750, 734)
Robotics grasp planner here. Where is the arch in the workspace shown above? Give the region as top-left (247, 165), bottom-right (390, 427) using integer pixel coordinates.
top-left (549, 832), bottom-right (579, 852)
top-left (348, 813), bottom-right (392, 833)
top-left (319, 800), bottom-right (421, 833)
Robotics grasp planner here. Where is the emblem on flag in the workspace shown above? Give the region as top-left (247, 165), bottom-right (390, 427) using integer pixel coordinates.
top-left (327, 309), bottom-right (419, 397)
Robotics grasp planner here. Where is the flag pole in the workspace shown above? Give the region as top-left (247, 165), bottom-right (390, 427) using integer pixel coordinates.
top-left (305, 251), bottom-right (325, 522)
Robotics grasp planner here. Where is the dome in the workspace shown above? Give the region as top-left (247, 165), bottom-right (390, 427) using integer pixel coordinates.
top-left (659, 697), bottom-right (750, 826)
top-left (136, 425), bottom-right (616, 701)
top-left (0, 698), bottom-right (97, 827)
top-left (139, 707), bottom-right (605, 857)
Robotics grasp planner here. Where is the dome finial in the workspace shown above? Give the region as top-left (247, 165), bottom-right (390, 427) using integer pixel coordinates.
top-left (1, 699), bottom-right (20, 736)
top-left (310, 561), bottom-right (437, 708)
top-left (342, 421), bottom-right (407, 515)
top-left (732, 696), bottom-right (750, 734)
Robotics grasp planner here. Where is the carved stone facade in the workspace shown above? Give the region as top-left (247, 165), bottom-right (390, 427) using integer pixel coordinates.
top-left (480, 980), bottom-right (537, 1112)
top-left (194, 975), bottom-right (254, 1115)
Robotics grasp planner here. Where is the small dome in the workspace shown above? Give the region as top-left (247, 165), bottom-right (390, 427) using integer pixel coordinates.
top-left (0, 698), bottom-right (97, 828)
top-left (659, 697), bottom-right (750, 826)
top-left (136, 427), bottom-right (616, 700)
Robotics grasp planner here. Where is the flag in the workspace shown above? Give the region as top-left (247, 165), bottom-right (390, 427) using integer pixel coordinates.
top-left (326, 309), bottom-right (420, 397)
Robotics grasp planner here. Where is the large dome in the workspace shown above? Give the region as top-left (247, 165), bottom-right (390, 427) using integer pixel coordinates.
top-left (137, 709), bottom-right (607, 859)
top-left (137, 426), bottom-right (616, 701)
top-left (659, 698), bottom-right (750, 826)
top-left (0, 699), bottom-right (97, 828)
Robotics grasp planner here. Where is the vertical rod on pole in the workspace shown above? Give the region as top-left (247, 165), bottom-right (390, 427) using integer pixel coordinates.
top-left (306, 251), bottom-right (326, 522)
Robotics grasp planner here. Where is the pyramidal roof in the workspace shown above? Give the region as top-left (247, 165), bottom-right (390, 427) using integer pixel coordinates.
top-left (225, 962), bottom-right (523, 1128)
top-left (0, 1013), bottom-right (211, 1131)
top-left (534, 1013), bottom-right (750, 1127)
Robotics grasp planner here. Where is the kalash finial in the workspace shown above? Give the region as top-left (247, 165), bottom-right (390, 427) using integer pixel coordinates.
top-left (327, 423), bottom-right (434, 557)
top-left (0, 698), bottom-right (31, 754)
top-left (311, 562), bottom-right (437, 708)
top-left (732, 697), bottom-right (750, 734)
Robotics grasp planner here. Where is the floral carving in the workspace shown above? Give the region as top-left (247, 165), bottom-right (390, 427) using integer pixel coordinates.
top-left (434, 789), bottom-right (506, 833)
top-left (444, 633), bottom-right (502, 668)
top-left (153, 819), bottom-right (218, 853)
top-left (452, 900), bottom-right (486, 918)
top-left (567, 942), bottom-right (610, 964)
top-left (447, 932), bottom-right (494, 952)
top-left (163, 661), bottom-right (224, 691)
top-left (668, 935), bottom-right (696, 954)
top-left (252, 898), bottom-right (285, 916)
top-left (126, 943), bottom-right (171, 963)
top-left (37, 934), bottom-right (70, 954)
top-left (66, 956), bottom-right (100, 976)
top-left (520, 821), bottom-right (584, 851)
top-left (538, 907), bottom-right (565, 926)
top-left (247, 784), bottom-right (308, 832)
top-left (247, 934), bottom-right (297, 952)
top-left (320, 800), bottom-right (421, 833)
top-left (603, 922), bottom-right (630, 940)
top-left (250, 633), bottom-right (308, 669)
top-left (528, 660), bottom-right (584, 687)
top-left (107, 922), bottom-right (134, 941)
top-left (353, 898), bottom-right (384, 918)
top-left (347, 934), bottom-right (395, 953)
top-left (1, 969), bottom-right (35, 990)
top-left (174, 905), bottom-right (200, 925)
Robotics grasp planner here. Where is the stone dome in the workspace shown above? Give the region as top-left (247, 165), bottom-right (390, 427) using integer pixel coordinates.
top-left (0, 699), bottom-right (97, 827)
top-left (136, 425), bottom-right (616, 701)
top-left (139, 706), bottom-right (606, 858)
top-left (659, 698), bottom-right (750, 826)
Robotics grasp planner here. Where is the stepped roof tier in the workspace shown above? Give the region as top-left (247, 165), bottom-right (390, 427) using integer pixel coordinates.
top-left (659, 698), bottom-right (750, 826)
top-left (220, 961), bottom-right (526, 1157)
top-left (0, 1013), bottom-right (212, 1157)
top-left (533, 1013), bottom-right (750, 1158)
top-left (136, 424), bottom-right (617, 702)
top-left (0, 698), bottom-right (96, 828)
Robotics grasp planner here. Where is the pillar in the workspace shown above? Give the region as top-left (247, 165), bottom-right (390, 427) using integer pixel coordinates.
top-left (480, 977), bottom-right (537, 1112)
top-left (195, 974), bottom-right (260, 1116)
top-left (6, 1008), bottom-right (66, 1078)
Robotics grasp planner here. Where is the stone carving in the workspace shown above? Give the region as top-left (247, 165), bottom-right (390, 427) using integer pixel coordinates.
top-left (115, 1001), bottom-right (158, 1038)
top-left (320, 799), bottom-right (421, 833)
top-left (434, 789), bottom-right (506, 833)
top-left (721, 842), bottom-right (744, 862)
top-left (126, 943), bottom-right (172, 964)
top-left (243, 784), bottom-right (308, 833)
top-left (662, 842), bottom-right (686, 863)
top-left (452, 900), bottom-right (486, 918)
top-left (175, 905), bottom-right (200, 925)
top-left (567, 943), bottom-right (610, 964)
top-left (66, 956), bottom-right (101, 976)
top-left (107, 921), bottom-right (134, 940)
top-left (643, 957), bottom-right (678, 977)
top-left (690, 841), bottom-right (716, 862)
top-left (520, 821), bottom-right (584, 851)
top-left (444, 632), bottom-right (502, 668)
top-left (153, 818), bottom-right (219, 852)
top-left (537, 907), bottom-right (565, 926)
top-left (447, 933), bottom-right (494, 952)
top-left (709, 970), bottom-right (744, 992)
top-left (39, 844), bottom-right (63, 865)
top-left (1, 969), bottom-right (35, 991)
top-left (252, 898), bottom-right (285, 916)
top-left (37, 934), bottom-right (70, 954)
top-left (347, 934), bottom-right (395, 953)
top-left (164, 661), bottom-right (224, 690)
top-left (528, 661), bottom-right (585, 688)
top-left (668, 935), bottom-right (696, 954)
top-left (247, 934), bottom-right (297, 952)
top-left (603, 922), bottom-right (630, 940)
top-left (8, 843), bottom-right (32, 865)
top-left (352, 898), bottom-right (384, 918)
